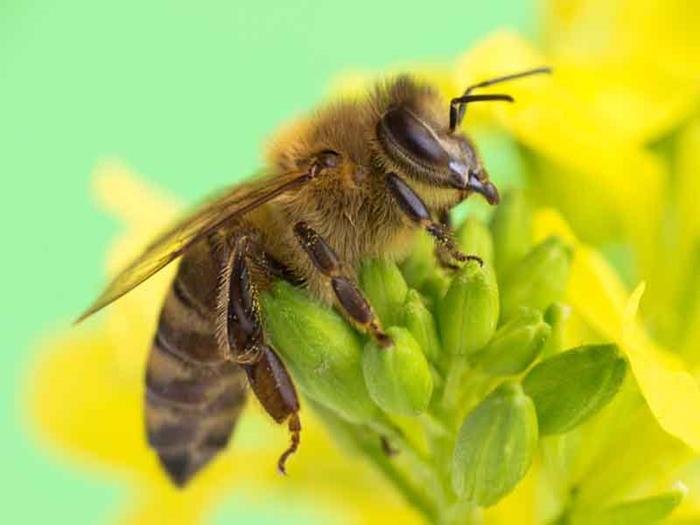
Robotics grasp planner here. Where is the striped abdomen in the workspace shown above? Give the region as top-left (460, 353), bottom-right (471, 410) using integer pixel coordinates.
top-left (145, 239), bottom-right (247, 486)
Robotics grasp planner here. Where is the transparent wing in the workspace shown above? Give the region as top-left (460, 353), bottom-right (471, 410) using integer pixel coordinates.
top-left (77, 170), bottom-right (310, 322)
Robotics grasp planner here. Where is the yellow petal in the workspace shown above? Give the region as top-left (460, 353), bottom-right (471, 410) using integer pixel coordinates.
top-left (93, 159), bottom-right (178, 231)
top-left (673, 121), bottom-right (700, 362)
top-left (454, 32), bottom-right (665, 270)
top-left (621, 284), bottom-right (700, 452)
top-left (545, 62), bottom-right (699, 145)
top-left (545, 0), bottom-right (700, 85)
top-left (454, 31), bottom-right (545, 91)
top-left (535, 209), bottom-right (700, 452)
top-left (543, 0), bottom-right (700, 142)
top-left (329, 66), bottom-right (458, 105)
top-left (572, 398), bottom-right (690, 507)
top-left (675, 121), bottom-right (700, 277)
top-left (482, 460), bottom-right (539, 525)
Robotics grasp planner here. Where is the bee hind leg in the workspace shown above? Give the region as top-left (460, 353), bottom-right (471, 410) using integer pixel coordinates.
top-left (243, 345), bottom-right (301, 474)
top-left (293, 221), bottom-right (392, 348)
top-left (221, 235), bottom-right (301, 474)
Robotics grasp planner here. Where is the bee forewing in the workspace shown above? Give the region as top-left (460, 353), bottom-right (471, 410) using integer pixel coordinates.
top-left (76, 170), bottom-right (311, 323)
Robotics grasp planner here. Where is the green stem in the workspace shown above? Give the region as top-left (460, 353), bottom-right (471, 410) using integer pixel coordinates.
top-left (369, 417), bottom-right (445, 503)
top-left (310, 401), bottom-right (438, 521)
top-left (360, 437), bottom-right (438, 521)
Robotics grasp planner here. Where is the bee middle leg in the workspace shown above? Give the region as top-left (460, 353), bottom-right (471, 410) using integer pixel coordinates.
top-left (293, 221), bottom-right (392, 348)
top-left (221, 235), bottom-right (301, 474)
top-left (386, 172), bottom-right (482, 268)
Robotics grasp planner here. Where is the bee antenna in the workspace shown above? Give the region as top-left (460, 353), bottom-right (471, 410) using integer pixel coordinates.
top-left (449, 66), bottom-right (552, 133)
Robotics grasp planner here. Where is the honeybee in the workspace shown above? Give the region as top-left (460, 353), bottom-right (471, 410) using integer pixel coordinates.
top-left (78, 66), bottom-right (549, 486)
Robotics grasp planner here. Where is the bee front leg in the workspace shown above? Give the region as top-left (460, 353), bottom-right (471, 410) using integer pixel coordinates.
top-left (385, 172), bottom-right (482, 268)
top-left (221, 236), bottom-right (301, 474)
top-left (293, 221), bottom-right (392, 348)
top-left (434, 209), bottom-right (462, 270)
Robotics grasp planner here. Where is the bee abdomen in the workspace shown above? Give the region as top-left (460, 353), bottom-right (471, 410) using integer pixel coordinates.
top-left (145, 265), bottom-right (247, 486)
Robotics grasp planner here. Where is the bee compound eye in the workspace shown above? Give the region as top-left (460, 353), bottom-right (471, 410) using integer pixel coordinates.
top-left (378, 107), bottom-right (448, 168)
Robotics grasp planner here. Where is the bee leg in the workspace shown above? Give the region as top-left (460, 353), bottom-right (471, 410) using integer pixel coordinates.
top-left (434, 209), bottom-right (483, 269)
top-left (249, 244), bottom-right (306, 287)
top-left (434, 210), bottom-right (462, 271)
top-left (243, 345), bottom-right (301, 475)
top-left (223, 236), bottom-right (301, 474)
top-left (386, 172), bottom-right (482, 267)
top-left (293, 221), bottom-right (392, 348)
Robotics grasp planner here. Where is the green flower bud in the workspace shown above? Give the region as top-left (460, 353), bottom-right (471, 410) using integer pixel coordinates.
top-left (360, 257), bottom-right (408, 326)
top-left (401, 289), bottom-right (442, 364)
top-left (472, 307), bottom-right (550, 375)
top-left (456, 216), bottom-right (494, 266)
top-left (438, 260), bottom-right (499, 356)
top-left (363, 327), bottom-right (434, 416)
top-left (490, 189), bottom-right (532, 277)
top-left (452, 382), bottom-right (538, 506)
top-left (522, 344), bottom-right (627, 434)
top-left (541, 302), bottom-right (570, 357)
top-left (499, 237), bottom-right (572, 321)
top-left (261, 281), bottom-right (379, 423)
top-left (420, 273), bottom-right (451, 309)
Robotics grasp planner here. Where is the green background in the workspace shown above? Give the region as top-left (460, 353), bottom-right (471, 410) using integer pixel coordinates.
top-left (1, 1), bottom-right (536, 523)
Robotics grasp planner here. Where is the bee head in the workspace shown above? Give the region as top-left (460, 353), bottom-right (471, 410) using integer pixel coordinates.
top-left (376, 105), bottom-right (500, 205)
top-left (375, 67), bottom-right (552, 205)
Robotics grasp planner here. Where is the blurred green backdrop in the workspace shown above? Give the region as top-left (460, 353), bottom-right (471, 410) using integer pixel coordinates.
top-left (0, 1), bottom-right (537, 523)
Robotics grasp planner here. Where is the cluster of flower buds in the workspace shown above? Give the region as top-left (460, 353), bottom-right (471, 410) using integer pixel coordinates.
top-left (260, 191), bottom-right (628, 522)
